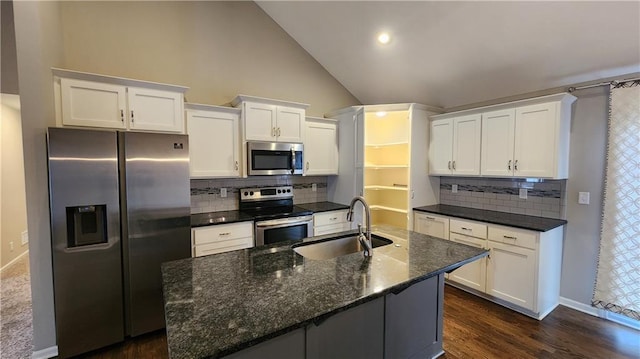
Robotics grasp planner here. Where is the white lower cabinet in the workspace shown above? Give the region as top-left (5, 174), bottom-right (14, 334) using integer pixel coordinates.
top-left (413, 212), bottom-right (449, 240)
top-left (413, 211), bottom-right (564, 319)
top-left (448, 233), bottom-right (487, 292)
top-left (191, 222), bottom-right (253, 257)
top-left (313, 210), bottom-right (350, 236)
top-left (486, 240), bottom-right (536, 311)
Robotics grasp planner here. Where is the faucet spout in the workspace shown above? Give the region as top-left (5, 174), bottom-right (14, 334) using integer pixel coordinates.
top-left (348, 196), bottom-right (373, 257)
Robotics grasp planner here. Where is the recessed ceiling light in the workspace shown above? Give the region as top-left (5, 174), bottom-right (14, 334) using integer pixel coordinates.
top-left (376, 111), bottom-right (387, 117)
top-left (377, 32), bottom-right (391, 44)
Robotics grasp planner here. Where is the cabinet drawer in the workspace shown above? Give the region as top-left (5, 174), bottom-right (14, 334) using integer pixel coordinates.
top-left (314, 210), bottom-right (348, 227)
top-left (192, 222), bottom-right (253, 246)
top-left (450, 219), bottom-right (487, 239)
top-left (314, 223), bottom-right (351, 236)
top-left (194, 237), bottom-right (253, 257)
top-left (488, 226), bottom-right (537, 250)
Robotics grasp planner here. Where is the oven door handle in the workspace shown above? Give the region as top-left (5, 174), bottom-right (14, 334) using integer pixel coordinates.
top-left (256, 216), bottom-right (313, 228)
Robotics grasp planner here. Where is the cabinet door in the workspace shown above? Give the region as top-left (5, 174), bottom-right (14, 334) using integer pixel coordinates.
top-left (448, 233), bottom-right (487, 292)
top-left (60, 78), bottom-right (127, 129)
top-left (486, 241), bottom-right (536, 311)
top-left (244, 102), bottom-right (277, 141)
top-left (305, 119), bottom-right (338, 175)
top-left (187, 109), bottom-right (240, 178)
top-left (481, 109), bottom-right (516, 176)
top-left (514, 103), bottom-right (557, 178)
top-left (429, 119), bottom-right (453, 175)
top-left (452, 114), bottom-right (481, 175)
top-left (127, 87), bottom-right (184, 133)
top-left (414, 213), bottom-right (449, 240)
top-left (276, 106), bottom-right (305, 142)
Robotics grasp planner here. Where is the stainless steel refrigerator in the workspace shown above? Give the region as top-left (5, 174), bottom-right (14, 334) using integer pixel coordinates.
top-left (47, 127), bottom-right (191, 358)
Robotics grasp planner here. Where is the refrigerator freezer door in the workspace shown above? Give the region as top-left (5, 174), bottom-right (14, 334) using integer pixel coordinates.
top-left (47, 128), bottom-right (124, 358)
top-left (120, 131), bottom-right (191, 336)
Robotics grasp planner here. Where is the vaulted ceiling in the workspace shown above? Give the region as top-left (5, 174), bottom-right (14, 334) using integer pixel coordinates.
top-left (258, 1), bottom-right (640, 109)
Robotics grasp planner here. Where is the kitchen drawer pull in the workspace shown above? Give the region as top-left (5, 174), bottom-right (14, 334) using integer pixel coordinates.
top-left (219, 232), bottom-right (231, 236)
top-left (329, 217), bottom-right (337, 221)
top-left (503, 235), bottom-right (517, 240)
top-left (425, 216), bottom-right (435, 220)
top-left (461, 227), bottom-right (472, 231)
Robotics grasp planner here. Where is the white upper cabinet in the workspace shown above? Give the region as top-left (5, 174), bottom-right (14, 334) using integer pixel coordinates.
top-left (480, 94), bottom-right (575, 179)
top-left (186, 104), bottom-right (241, 178)
top-left (429, 114), bottom-right (481, 176)
top-left (232, 95), bottom-right (308, 143)
top-left (54, 68), bottom-right (188, 133)
top-left (305, 117), bottom-right (339, 176)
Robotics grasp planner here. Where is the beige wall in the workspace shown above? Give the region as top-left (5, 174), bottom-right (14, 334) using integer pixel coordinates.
top-left (14, 1), bottom-right (359, 355)
top-left (1, 0), bottom-right (20, 95)
top-left (13, 0), bottom-right (64, 354)
top-left (59, 1), bottom-right (359, 116)
top-left (1, 97), bottom-right (29, 268)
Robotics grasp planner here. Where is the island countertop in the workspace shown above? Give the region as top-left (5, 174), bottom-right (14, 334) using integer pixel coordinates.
top-left (161, 225), bottom-right (488, 359)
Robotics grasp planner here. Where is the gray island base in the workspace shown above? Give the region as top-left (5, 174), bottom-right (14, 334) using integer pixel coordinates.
top-left (161, 225), bottom-right (488, 359)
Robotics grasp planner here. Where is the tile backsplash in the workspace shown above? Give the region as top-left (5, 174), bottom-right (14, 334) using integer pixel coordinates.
top-left (439, 177), bottom-right (567, 219)
top-left (190, 176), bottom-right (328, 214)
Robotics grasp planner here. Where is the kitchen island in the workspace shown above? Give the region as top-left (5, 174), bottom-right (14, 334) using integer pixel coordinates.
top-left (161, 225), bottom-right (488, 359)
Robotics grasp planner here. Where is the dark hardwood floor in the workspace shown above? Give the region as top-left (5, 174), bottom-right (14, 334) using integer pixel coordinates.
top-left (81, 285), bottom-right (640, 358)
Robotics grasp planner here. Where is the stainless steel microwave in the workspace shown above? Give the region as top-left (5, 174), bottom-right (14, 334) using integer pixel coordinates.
top-left (247, 141), bottom-right (303, 175)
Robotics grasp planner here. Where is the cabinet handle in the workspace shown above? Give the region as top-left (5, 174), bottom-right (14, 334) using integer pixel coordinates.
top-left (277, 127), bottom-right (281, 137)
top-left (503, 235), bottom-right (517, 240)
top-left (235, 161), bottom-right (239, 171)
top-left (461, 227), bottom-right (472, 231)
top-left (272, 127), bottom-right (276, 137)
top-left (448, 161), bottom-right (451, 170)
top-left (514, 160), bottom-right (519, 171)
top-left (306, 162), bottom-right (309, 170)
top-left (130, 110), bottom-right (134, 123)
top-left (330, 217), bottom-right (337, 221)
top-left (425, 216), bottom-right (435, 220)
top-left (120, 110), bottom-right (124, 123)
top-left (219, 232), bottom-right (231, 236)
top-left (508, 160), bottom-right (512, 171)
top-left (452, 161), bottom-right (456, 170)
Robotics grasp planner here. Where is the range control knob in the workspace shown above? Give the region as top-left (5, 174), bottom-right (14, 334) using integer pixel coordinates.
top-left (249, 191), bottom-right (254, 196)
top-left (277, 189), bottom-right (282, 193)
top-left (287, 189), bottom-right (291, 193)
top-left (243, 192), bottom-right (248, 196)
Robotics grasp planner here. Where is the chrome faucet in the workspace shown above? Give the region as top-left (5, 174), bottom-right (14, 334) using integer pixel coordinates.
top-left (347, 196), bottom-right (373, 257)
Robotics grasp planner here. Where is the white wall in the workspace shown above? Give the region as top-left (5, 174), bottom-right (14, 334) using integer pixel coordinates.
top-left (1, 96), bottom-right (29, 268)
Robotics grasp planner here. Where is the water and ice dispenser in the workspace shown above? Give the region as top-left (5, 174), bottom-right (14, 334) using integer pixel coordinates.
top-left (66, 205), bottom-right (108, 247)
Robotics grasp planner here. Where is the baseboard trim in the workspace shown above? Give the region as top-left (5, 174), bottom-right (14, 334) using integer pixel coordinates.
top-left (0, 249), bottom-right (29, 272)
top-left (559, 297), bottom-right (640, 330)
top-left (32, 345), bottom-right (58, 359)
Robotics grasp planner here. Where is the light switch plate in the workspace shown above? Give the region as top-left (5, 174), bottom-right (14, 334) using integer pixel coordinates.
top-left (220, 188), bottom-right (227, 198)
top-left (21, 230), bottom-right (29, 245)
top-left (578, 192), bottom-right (590, 205)
top-left (519, 188), bottom-right (528, 199)
top-left (452, 184), bottom-right (458, 193)
top-left (312, 183), bottom-right (317, 192)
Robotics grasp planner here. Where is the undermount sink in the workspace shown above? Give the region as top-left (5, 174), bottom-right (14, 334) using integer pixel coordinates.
top-left (292, 233), bottom-right (393, 260)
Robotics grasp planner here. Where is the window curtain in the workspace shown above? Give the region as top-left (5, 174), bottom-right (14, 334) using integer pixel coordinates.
top-left (592, 80), bottom-right (640, 321)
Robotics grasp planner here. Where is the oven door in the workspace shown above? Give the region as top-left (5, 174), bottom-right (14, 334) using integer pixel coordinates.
top-left (248, 142), bottom-right (303, 176)
top-left (255, 216), bottom-right (313, 246)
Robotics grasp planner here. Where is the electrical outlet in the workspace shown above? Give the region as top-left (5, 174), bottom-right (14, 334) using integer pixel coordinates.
top-left (220, 188), bottom-right (227, 198)
top-left (21, 230), bottom-right (29, 245)
top-left (578, 192), bottom-right (590, 205)
top-left (452, 184), bottom-right (458, 193)
top-left (312, 183), bottom-right (317, 192)
top-left (519, 188), bottom-right (528, 199)
top-left (10, 241), bottom-right (14, 251)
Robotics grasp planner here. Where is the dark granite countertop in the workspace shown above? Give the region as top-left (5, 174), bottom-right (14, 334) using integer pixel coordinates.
top-left (191, 210), bottom-right (254, 227)
top-left (161, 225), bottom-right (488, 359)
top-left (296, 201), bottom-right (350, 213)
top-left (413, 204), bottom-right (567, 232)
top-left (191, 202), bottom-right (350, 228)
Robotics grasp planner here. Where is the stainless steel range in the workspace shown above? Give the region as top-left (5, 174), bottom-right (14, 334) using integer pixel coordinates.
top-left (239, 186), bottom-right (313, 246)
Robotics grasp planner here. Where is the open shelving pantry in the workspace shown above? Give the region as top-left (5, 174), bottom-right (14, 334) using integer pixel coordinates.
top-left (364, 110), bottom-right (411, 228)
